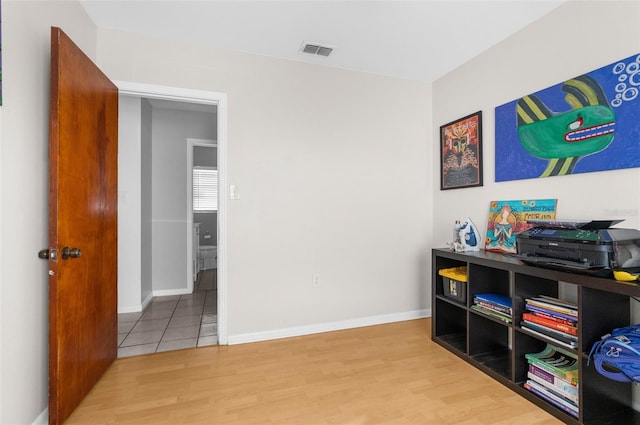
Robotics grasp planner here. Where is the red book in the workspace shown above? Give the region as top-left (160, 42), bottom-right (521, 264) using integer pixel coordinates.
top-left (522, 312), bottom-right (578, 336)
top-left (527, 309), bottom-right (576, 326)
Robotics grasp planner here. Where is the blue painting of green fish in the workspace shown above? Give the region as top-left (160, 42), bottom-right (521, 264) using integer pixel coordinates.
top-left (495, 53), bottom-right (640, 181)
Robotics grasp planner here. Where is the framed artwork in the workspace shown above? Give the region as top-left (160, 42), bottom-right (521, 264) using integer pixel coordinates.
top-left (485, 199), bottom-right (557, 254)
top-left (440, 111), bottom-right (483, 190)
top-left (495, 53), bottom-right (640, 182)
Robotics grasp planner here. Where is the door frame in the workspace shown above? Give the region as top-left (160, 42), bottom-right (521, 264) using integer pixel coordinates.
top-left (115, 81), bottom-right (228, 345)
top-left (187, 139), bottom-right (217, 289)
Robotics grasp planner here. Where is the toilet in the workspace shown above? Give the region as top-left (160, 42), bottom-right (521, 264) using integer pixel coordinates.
top-left (199, 245), bottom-right (217, 270)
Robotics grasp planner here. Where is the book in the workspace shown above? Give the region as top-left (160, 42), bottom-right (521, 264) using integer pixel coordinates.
top-left (485, 199), bottom-right (558, 254)
top-left (529, 362), bottom-right (577, 388)
top-left (474, 293), bottom-right (512, 313)
top-left (525, 344), bottom-right (579, 385)
top-left (471, 304), bottom-right (512, 323)
top-left (522, 320), bottom-right (577, 341)
top-left (526, 378), bottom-right (578, 409)
top-left (528, 364), bottom-right (578, 399)
top-left (474, 299), bottom-right (512, 315)
top-left (521, 325), bottom-right (577, 350)
top-left (529, 363), bottom-right (578, 388)
top-left (525, 303), bottom-right (578, 322)
top-left (534, 295), bottom-right (578, 310)
top-left (528, 365), bottom-right (579, 404)
top-left (522, 312), bottom-right (578, 336)
top-left (525, 379), bottom-right (579, 412)
top-left (524, 308), bottom-right (577, 326)
top-left (522, 321), bottom-right (578, 347)
top-left (525, 380), bottom-right (579, 418)
top-left (526, 298), bottom-right (578, 317)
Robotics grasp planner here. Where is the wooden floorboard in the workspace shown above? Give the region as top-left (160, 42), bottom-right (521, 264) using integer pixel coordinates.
top-left (67, 319), bottom-right (561, 424)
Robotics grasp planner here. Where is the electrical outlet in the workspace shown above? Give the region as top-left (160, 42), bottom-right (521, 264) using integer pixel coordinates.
top-left (312, 273), bottom-right (321, 288)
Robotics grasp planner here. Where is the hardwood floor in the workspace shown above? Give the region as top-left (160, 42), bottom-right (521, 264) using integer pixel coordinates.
top-left (67, 319), bottom-right (561, 424)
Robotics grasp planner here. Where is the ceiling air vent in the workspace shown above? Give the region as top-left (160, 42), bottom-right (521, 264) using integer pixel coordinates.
top-left (301, 42), bottom-right (334, 57)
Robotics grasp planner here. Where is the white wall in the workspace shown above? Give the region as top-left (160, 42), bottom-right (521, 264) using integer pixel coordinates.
top-left (118, 96), bottom-right (143, 312)
top-left (0, 2), bottom-right (97, 423)
top-left (432, 1), bottom-right (640, 249)
top-left (151, 108), bottom-right (216, 293)
top-left (96, 29), bottom-right (433, 337)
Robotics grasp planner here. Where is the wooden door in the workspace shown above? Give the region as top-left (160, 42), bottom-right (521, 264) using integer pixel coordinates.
top-left (48, 27), bottom-right (118, 425)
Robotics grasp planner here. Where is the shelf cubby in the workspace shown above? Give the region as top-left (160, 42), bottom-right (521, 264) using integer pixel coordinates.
top-left (434, 297), bottom-right (467, 352)
top-left (469, 309), bottom-right (511, 379)
top-left (580, 287), bottom-right (630, 353)
top-left (513, 330), bottom-right (549, 384)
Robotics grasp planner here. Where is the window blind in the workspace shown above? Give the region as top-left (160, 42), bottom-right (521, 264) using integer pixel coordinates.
top-left (193, 168), bottom-right (218, 211)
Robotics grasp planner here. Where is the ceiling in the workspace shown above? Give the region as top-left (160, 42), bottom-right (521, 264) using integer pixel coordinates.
top-left (80, 0), bottom-right (566, 83)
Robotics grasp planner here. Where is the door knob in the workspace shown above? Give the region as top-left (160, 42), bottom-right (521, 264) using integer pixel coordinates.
top-left (61, 247), bottom-right (82, 260)
top-left (38, 248), bottom-right (58, 260)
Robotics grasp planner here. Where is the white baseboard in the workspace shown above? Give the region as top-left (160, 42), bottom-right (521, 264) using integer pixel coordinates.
top-left (152, 288), bottom-right (192, 297)
top-left (117, 291), bottom-right (172, 314)
top-left (32, 408), bottom-right (48, 425)
top-left (227, 309), bottom-right (431, 345)
top-left (118, 304), bottom-right (143, 314)
top-left (141, 292), bottom-right (154, 310)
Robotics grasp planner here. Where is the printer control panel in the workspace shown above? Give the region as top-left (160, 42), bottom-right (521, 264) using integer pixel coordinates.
top-left (526, 227), bottom-right (599, 241)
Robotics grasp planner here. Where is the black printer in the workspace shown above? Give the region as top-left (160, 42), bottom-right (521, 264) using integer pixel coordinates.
top-left (515, 219), bottom-right (640, 276)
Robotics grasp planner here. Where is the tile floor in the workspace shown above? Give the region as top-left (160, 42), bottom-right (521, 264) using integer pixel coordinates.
top-left (117, 270), bottom-right (217, 358)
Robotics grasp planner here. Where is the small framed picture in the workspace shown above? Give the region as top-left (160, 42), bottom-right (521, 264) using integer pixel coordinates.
top-left (440, 111), bottom-right (483, 190)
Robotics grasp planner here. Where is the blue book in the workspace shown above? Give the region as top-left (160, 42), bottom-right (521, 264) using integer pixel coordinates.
top-left (475, 293), bottom-right (512, 309)
top-left (525, 304), bottom-right (577, 322)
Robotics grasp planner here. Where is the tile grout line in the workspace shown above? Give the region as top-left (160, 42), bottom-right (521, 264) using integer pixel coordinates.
top-left (154, 295), bottom-right (181, 353)
top-left (119, 297), bottom-right (152, 349)
top-left (197, 284), bottom-right (211, 346)
top-left (117, 271), bottom-right (216, 356)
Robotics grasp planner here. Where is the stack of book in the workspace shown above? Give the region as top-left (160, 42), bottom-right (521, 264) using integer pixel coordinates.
top-left (471, 293), bottom-right (512, 323)
top-left (521, 296), bottom-right (578, 349)
top-left (525, 344), bottom-right (579, 418)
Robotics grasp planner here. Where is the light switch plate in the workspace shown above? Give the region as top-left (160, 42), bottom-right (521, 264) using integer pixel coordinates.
top-left (230, 184), bottom-right (239, 200)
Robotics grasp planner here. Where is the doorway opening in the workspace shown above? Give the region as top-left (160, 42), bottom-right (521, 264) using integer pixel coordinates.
top-left (188, 140), bottom-right (218, 289)
top-left (114, 82), bottom-right (228, 356)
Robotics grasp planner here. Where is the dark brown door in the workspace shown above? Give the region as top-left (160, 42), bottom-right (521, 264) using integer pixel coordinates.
top-left (48, 27), bottom-right (118, 425)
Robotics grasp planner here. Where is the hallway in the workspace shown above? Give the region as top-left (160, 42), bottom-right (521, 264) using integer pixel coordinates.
top-left (117, 270), bottom-right (217, 357)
